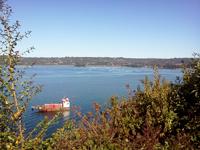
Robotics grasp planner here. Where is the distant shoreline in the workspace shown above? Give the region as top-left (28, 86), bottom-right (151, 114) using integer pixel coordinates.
top-left (1, 56), bottom-right (192, 69)
top-left (17, 64), bottom-right (183, 70)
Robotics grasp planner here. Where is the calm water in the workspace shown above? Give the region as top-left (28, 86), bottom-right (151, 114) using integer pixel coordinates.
top-left (23, 66), bottom-right (182, 135)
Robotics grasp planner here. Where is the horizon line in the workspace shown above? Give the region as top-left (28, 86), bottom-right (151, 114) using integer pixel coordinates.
top-left (22, 56), bottom-right (193, 59)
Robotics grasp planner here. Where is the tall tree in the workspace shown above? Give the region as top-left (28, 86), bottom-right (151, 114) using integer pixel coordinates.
top-left (0, 1), bottom-right (41, 149)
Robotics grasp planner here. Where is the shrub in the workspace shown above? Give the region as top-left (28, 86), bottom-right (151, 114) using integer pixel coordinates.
top-left (169, 54), bottom-right (200, 148)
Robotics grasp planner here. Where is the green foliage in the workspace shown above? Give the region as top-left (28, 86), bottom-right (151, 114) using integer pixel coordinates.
top-left (0, 1), bottom-right (43, 149)
top-left (169, 54), bottom-right (200, 148)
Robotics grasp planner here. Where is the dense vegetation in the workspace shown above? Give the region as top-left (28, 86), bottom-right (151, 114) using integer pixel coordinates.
top-left (0, 1), bottom-right (199, 149)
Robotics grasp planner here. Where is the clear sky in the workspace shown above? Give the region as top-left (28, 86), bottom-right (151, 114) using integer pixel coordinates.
top-left (9, 0), bottom-right (200, 58)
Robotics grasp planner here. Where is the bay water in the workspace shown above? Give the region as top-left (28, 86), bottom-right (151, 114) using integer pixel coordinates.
top-left (23, 66), bottom-right (182, 135)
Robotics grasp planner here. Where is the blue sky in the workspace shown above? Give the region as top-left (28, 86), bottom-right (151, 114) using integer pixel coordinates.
top-left (9, 0), bottom-right (200, 58)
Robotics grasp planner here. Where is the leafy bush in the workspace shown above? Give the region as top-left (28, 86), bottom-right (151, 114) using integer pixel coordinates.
top-left (169, 54), bottom-right (200, 148)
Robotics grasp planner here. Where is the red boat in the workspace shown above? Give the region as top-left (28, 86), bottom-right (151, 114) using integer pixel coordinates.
top-left (32, 97), bottom-right (70, 112)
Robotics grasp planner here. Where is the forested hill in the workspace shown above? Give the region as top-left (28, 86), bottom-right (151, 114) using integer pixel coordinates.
top-left (1, 56), bottom-right (192, 68)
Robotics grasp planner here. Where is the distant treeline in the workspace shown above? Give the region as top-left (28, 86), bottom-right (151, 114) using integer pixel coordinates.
top-left (0, 56), bottom-right (192, 68)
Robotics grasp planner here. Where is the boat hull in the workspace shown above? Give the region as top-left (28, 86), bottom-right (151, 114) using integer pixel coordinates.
top-left (32, 103), bottom-right (70, 112)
